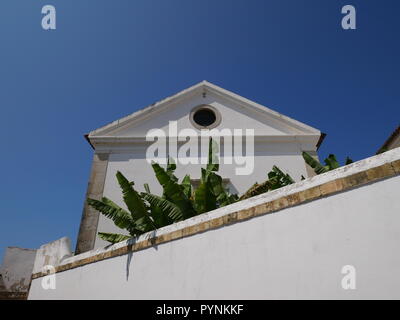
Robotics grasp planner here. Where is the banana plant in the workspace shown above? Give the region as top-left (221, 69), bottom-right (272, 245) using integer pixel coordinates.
top-left (87, 138), bottom-right (238, 244)
top-left (151, 161), bottom-right (197, 219)
top-left (302, 152), bottom-right (353, 175)
top-left (193, 138), bottom-right (238, 213)
top-left (87, 172), bottom-right (156, 243)
top-left (239, 165), bottom-right (295, 200)
top-left (88, 137), bottom-right (298, 244)
top-left (88, 172), bottom-right (187, 244)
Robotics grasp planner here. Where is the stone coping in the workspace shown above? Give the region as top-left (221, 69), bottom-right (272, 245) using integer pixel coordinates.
top-left (0, 291), bottom-right (28, 300)
top-left (31, 149), bottom-right (400, 280)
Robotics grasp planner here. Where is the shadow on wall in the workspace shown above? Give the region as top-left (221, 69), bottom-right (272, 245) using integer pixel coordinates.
top-left (125, 230), bottom-right (161, 281)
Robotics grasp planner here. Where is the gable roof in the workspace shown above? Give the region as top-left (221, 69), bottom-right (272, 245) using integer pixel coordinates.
top-left (86, 81), bottom-right (324, 148)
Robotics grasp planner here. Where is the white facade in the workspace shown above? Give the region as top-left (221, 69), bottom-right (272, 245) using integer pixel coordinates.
top-left (87, 81), bottom-right (323, 248)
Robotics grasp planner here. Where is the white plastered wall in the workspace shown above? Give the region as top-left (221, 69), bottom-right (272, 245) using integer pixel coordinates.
top-left (29, 149), bottom-right (400, 299)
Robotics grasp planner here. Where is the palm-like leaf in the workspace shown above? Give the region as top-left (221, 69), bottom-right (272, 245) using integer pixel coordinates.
top-left (87, 197), bottom-right (133, 229)
top-left (116, 171), bottom-right (148, 220)
top-left (166, 157), bottom-right (178, 182)
top-left (152, 162), bottom-right (196, 219)
top-left (194, 138), bottom-right (236, 210)
top-left (89, 138), bottom-right (242, 245)
top-left (303, 151), bottom-right (354, 175)
top-left (268, 166), bottom-right (295, 190)
top-left (208, 171), bottom-right (224, 195)
top-left (144, 199), bottom-right (173, 228)
top-left (345, 157), bottom-right (353, 165)
top-left (131, 216), bottom-right (154, 233)
top-left (208, 171), bottom-right (237, 206)
top-left (142, 193), bottom-right (183, 222)
top-left (116, 171), bottom-right (158, 230)
top-left (98, 232), bottom-right (131, 244)
top-left (240, 166), bottom-right (294, 200)
top-left (206, 137), bottom-right (219, 172)
top-left (194, 178), bottom-right (217, 214)
top-left (324, 154), bottom-right (340, 170)
top-left (240, 181), bottom-right (271, 200)
top-left (302, 152), bottom-right (329, 174)
top-left (181, 175), bottom-right (192, 199)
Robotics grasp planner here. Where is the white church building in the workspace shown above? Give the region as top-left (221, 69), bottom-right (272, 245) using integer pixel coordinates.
top-left (76, 81), bottom-right (325, 253)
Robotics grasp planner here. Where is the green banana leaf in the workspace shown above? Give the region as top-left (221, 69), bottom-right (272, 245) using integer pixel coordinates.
top-left (98, 232), bottom-right (131, 244)
top-left (116, 171), bottom-right (149, 220)
top-left (303, 151), bottom-right (354, 175)
top-left (324, 154), bottom-right (340, 170)
top-left (194, 178), bottom-right (217, 214)
top-left (239, 180), bottom-right (271, 200)
top-left (345, 157), bottom-right (353, 165)
top-left (206, 137), bottom-right (219, 172)
top-left (142, 193), bottom-right (183, 222)
top-left (181, 175), bottom-right (192, 199)
top-left (166, 157), bottom-right (178, 182)
top-left (302, 152), bottom-right (329, 174)
top-left (152, 162), bottom-right (196, 219)
top-left (87, 197), bottom-right (133, 230)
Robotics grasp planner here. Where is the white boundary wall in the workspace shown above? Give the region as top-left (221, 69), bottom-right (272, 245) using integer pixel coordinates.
top-left (29, 149), bottom-right (400, 299)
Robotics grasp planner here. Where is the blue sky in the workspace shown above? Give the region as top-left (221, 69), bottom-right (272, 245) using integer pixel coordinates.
top-left (0, 0), bottom-right (399, 260)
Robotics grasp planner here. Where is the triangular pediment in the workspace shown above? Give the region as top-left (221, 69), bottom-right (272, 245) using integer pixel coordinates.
top-left (88, 81), bottom-right (321, 146)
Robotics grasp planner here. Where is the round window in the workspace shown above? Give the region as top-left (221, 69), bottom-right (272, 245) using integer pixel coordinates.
top-left (193, 108), bottom-right (216, 127)
top-left (190, 105), bottom-right (221, 129)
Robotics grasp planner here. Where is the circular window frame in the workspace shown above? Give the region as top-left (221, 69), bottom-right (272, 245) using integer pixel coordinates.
top-left (189, 105), bottom-right (221, 130)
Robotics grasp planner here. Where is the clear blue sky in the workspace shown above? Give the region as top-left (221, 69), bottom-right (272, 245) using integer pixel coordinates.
top-left (1, 0), bottom-right (399, 260)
